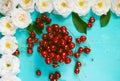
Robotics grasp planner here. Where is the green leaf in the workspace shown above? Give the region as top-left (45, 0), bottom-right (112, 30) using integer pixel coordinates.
top-left (27, 24), bottom-right (34, 34)
top-left (72, 12), bottom-right (87, 34)
top-left (100, 11), bottom-right (111, 27)
top-left (34, 24), bottom-right (42, 34)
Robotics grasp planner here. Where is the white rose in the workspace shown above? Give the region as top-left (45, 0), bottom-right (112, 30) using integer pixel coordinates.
top-left (0, 16), bottom-right (16, 35)
top-left (36, 0), bottom-right (53, 13)
top-left (0, 0), bottom-right (18, 16)
top-left (0, 75), bottom-right (21, 81)
top-left (0, 55), bottom-right (20, 76)
top-left (70, 0), bottom-right (91, 16)
top-left (53, 0), bottom-right (71, 17)
top-left (18, 0), bottom-right (35, 12)
top-left (111, 0), bottom-right (120, 16)
top-left (0, 36), bottom-right (18, 55)
top-left (92, 0), bottom-right (111, 16)
top-left (11, 8), bottom-right (32, 28)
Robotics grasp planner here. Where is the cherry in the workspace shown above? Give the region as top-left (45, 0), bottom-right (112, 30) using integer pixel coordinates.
top-left (42, 34), bottom-right (47, 40)
top-left (51, 79), bottom-right (57, 81)
top-left (38, 23), bottom-right (44, 29)
top-left (69, 42), bottom-right (75, 49)
top-left (59, 39), bottom-right (66, 46)
top-left (64, 45), bottom-right (69, 51)
top-left (76, 38), bottom-right (81, 44)
top-left (38, 46), bottom-right (43, 53)
top-left (80, 36), bottom-right (87, 42)
top-left (61, 52), bottom-right (67, 59)
top-left (41, 51), bottom-right (48, 58)
top-left (41, 14), bottom-right (47, 21)
top-left (52, 24), bottom-right (59, 32)
top-left (74, 53), bottom-right (80, 58)
top-left (67, 36), bottom-right (72, 42)
top-left (28, 43), bottom-right (34, 49)
top-left (74, 67), bottom-right (80, 74)
top-left (50, 45), bottom-right (57, 51)
top-left (27, 37), bottom-right (33, 43)
top-left (46, 26), bottom-right (52, 33)
top-left (87, 22), bottom-right (92, 28)
top-left (89, 17), bottom-right (95, 23)
top-left (78, 47), bottom-right (84, 53)
top-left (45, 57), bottom-right (52, 64)
top-left (84, 47), bottom-right (91, 54)
top-left (43, 40), bottom-right (49, 47)
top-left (61, 26), bottom-right (66, 33)
top-left (34, 38), bottom-right (39, 43)
top-left (36, 70), bottom-right (41, 76)
top-left (76, 61), bottom-right (82, 67)
top-left (54, 54), bottom-right (61, 61)
top-left (55, 72), bottom-right (61, 79)
top-left (49, 73), bottom-right (55, 80)
top-left (68, 50), bottom-right (73, 56)
top-left (27, 48), bottom-right (33, 54)
top-left (46, 18), bottom-right (51, 24)
top-left (13, 50), bottom-right (20, 56)
top-left (49, 52), bottom-right (55, 58)
top-left (30, 32), bottom-right (36, 38)
top-left (53, 37), bottom-right (59, 44)
top-left (65, 57), bottom-right (71, 64)
top-left (36, 18), bottom-right (41, 23)
top-left (52, 63), bottom-right (59, 68)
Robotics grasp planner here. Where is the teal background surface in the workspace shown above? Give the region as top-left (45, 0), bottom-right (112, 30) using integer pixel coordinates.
top-left (12, 11), bottom-right (120, 81)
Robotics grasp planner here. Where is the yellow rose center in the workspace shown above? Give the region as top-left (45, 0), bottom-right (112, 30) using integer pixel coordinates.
top-left (98, 2), bottom-right (103, 8)
top-left (42, 2), bottom-right (47, 7)
top-left (61, 2), bottom-right (67, 8)
top-left (6, 63), bottom-right (11, 67)
top-left (79, 1), bottom-right (84, 7)
top-left (5, 42), bottom-right (11, 49)
top-left (18, 14), bottom-right (26, 22)
top-left (6, 23), bottom-right (11, 29)
top-left (24, 0), bottom-right (30, 4)
top-left (117, 3), bottom-right (120, 8)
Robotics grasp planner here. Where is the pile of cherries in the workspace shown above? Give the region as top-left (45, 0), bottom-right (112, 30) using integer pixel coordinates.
top-left (87, 16), bottom-right (95, 28)
top-left (38, 24), bottom-right (75, 67)
top-left (26, 14), bottom-right (92, 80)
top-left (49, 72), bottom-right (61, 81)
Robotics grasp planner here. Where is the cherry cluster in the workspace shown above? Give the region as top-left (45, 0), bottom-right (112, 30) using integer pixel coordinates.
top-left (87, 17), bottom-right (95, 28)
top-left (49, 72), bottom-right (61, 81)
top-left (36, 14), bottom-right (51, 29)
top-left (27, 32), bottom-right (39, 54)
top-left (38, 24), bottom-right (75, 67)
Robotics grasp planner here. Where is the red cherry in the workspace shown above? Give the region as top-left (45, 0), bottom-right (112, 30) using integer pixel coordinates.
top-left (41, 14), bottom-right (47, 21)
top-left (80, 36), bottom-right (87, 42)
top-left (78, 47), bottom-right (84, 53)
top-left (55, 72), bottom-right (61, 79)
top-left (45, 57), bottom-right (52, 64)
top-left (64, 45), bottom-right (69, 51)
top-left (49, 52), bottom-right (55, 58)
top-left (61, 26), bottom-right (67, 33)
top-left (58, 48), bottom-right (63, 54)
top-left (46, 18), bottom-right (52, 24)
top-left (67, 36), bottom-right (72, 42)
top-left (68, 50), bottom-right (73, 56)
top-left (84, 47), bottom-right (91, 54)
top-left (47, 46), bottom-right (51, 52)
top-left (13, 50), bottom-right (20, 56)
top-left (30, 32), bottom-right (36, 38)
top-left (34, 38), bottom-right (39, 43)
top-left (42, 34), bottom-right (47, 40)
top-left (38, 46), bottom-right (43, 53)
top-left (41, 51), bottom-right (48, 58)
top-left (61, 52), bottom-right (67, 59)
top-left (43, 40), bottom-right (49, 47)
top-left (28, 43), bottom-right (34, 49)
top-left (76, 38), bottom-right (81, 44)
top-left (27, 37), bottom-right (33, 43)
top-left (65, 57), bottom-right (71, 64)
top-left (54, 54), bottom-right (61, 61)
top-left (59, 58), bottom-right (64, 63)
top-left (53, 37), bottom-right (59, 44)
top-left (74, 53), bottom-right (80, 58)
top-left (74, 67), bottom-right (80, 74)
top-left (76, 61), bottom-right (82, 67)
top-left (50, 45), bottom-right (57, 51)
top-left (69, 42), bottom-right (75, 49)
top-left (36, 18), bottom-right (41, 23)
top-left (52, 24), bottom-right (60, 32)
top-left (38, 23), bottom-right (44, 29)
top-left (46, 26), bottom-right (52, 33)
top-left (49, 73), bottom-right (55, 80)
top-left (27, 48), bottom-right (33, 54)
top-left (89, 17), bottom-right (95, 23)
top-left (36, 70), bottom-right (41, 76)
top-left (87, 22), bottom-right (92, 28)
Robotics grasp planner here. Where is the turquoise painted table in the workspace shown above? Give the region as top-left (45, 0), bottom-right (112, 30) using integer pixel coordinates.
top-left (14, 11), bottom-right (120, 81)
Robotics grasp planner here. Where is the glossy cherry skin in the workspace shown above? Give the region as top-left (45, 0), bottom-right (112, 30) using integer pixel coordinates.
top-left (76, 38), bottom-right (81, 44)
top-left (46, 18), bottom-right (52, 24)
top-left (49, 73), bottom-right (55, 80)
top-left (74, 67), bottom-right (80, 74)
top-left (65, 57), bottom-right (71, 64)
top-left (41, 14), bottom-right (47, 21)
top-left (69, 42), bottom-right (75, 49)
top-left (27, 48), bottom-right (33, 54)
top-left (28, 43), bottom-right (34, 49)
top-left (84, 47), bottom-right (91, 54)
top-left (27, 37), bottom-right (33, 43)
top-left (45, 57), bottom-right (52, 64)
top-left (41, 51), bottom-right (48, 58)
top-left (80, 36), bottom-right (87, 42)
top-left (34, 38), bottom-right (39, 43)
top-left (13, 50), bottom-right (20, 56)
top-left (76, 61), bottom-right (82, 67)
top-left (87, 22), bottom-right (92, 28)
top-left (78, 47), bottom-right (84, 53)
top-left (46, 26), bottom-right (52, 33)
top-left (55, 72), bottom-right (61, 79)
top-left (36, 18), bottom-right (41, 23)
top-left (36, 70), bottom-right (41, 76)
top-left (74, 53), bottom-right (80, 58)
top-left (89, 17), bottom-right (95, 23)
